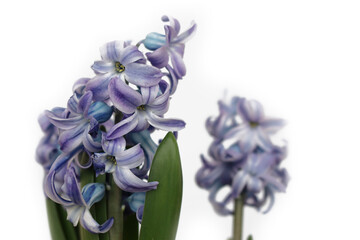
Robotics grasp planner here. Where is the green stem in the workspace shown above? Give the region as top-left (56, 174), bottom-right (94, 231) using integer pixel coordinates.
top-left (123, 213), bottom-right (139, 240)
top-left (96, 174), bottom-right (110, 240)
top-left (79, 165), bottom-right (99, 240)
top-left (56, 201), bottom-right (78, 240)
top-left (233, 195), bottom-right (245, 240)
top-left (107, 175), bottom-right (123, 240)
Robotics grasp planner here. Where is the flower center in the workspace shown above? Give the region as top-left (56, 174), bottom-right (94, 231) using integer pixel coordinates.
top-left (115, 62), bottom-right (125, 73)
top-left (137, 105), bottom-right (146, 111)
top-left (249, 122), bottom-right (259, 128)
top-left (106, 155), bottom-right (117, 165)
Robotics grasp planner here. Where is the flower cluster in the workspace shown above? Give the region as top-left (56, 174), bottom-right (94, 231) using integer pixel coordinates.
top-left (36, 16), bottom-right (196, 233)
top-left (196, 96), bottom-right (289, 215)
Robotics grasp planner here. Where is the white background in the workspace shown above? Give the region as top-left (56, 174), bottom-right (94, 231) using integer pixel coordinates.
top-left (1, 0), bottom-right (360, 239)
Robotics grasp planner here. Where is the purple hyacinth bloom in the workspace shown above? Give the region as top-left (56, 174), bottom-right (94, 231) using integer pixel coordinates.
top-left (36, 108), bottom-right (64, 171)
top-left (46, 91), bottom-right (113, 153)
top-left (87, 41), bottom-right (163, 101)
top-left (61, 167), bottom-right (114, 233)
top-left (105, 77), bottom-right (185, 140)
top-left (144, 16), bottom-right (197, 79)
top-left (224, 98), bottom-right (286, 152)
top-left (92, 136), bottom-right (158, 192)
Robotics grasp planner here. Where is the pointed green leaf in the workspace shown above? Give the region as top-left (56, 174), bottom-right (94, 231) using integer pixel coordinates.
top-left (139, 132), bottom-right (183, 240)
top-left (46, 197), bottom-right (68, 240)
top-left (247, 235), bottom-right (253, 240)
top-left (123, 213), bottom-right (139, 240)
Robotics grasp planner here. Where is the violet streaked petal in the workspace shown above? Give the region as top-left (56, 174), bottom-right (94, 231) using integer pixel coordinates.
top-left (261, 118), bottom-right (286, 134)
top-left (169, 48), bottom-right (186, 78)
top-left (100, 41), bottom-right (124, 62)
top-left (150, 80), bottom-right (170, 106)
top-left (161, 15), bottom-right (180, 35)
top-left (78, 91), bottom-right (93, 116)
top-left (133, 111), bottom-right (150, 132)
top-left (73, 78), bottom-right (91, 94)
top-left (81, 183), bottom-right (105, 208)
top-left (146, 112), bottom-right (185, 131)
top-left (83, 131), bottom-right (102, 153)
top-left (146, 46), bottom-right (169, 69)
top-left (85, 72), bottom-right (113, 101)
top-left (45, 170), bottom-right (72, 205)
top-left (45, 110), bottom-right (84, 130)
top-left (238, 99), bottom-right (265, 123)
top-left (136, 206), bottom-right (144, 222)
top-left (164, 25), bottom-right (177, 43)
top-left (124, 63), bottom-right (163, 87)
top-left (105, 112), bottom-right (139, 140)
top-left (67, 95), bottom-right (80, 114)
top-left (115, 144), bottom-right (144, 168)
top-left (63, 167), bottom-right (87, 206)
top-left (231, 171), bottom-right (250, 198)
top-left (108, 76), bottom-right (142, 114)
top-left (113, 167), bottom-right (158, 192)
top-left (119, 45), bottom-right (144, 65)
top-left (59, 123), bottom-right (87, 153)
top-left (172, 21), bottom-right (197, 44)
top-left (91, 61), bottom-right (115, 74)
top-left (171, 43), bottom-right (185, 57)
top-left (141, 85), bottom-right (159, 105)
top-left (254, 128), bottom-right (273, 151)
top-left (102, 136), bottom-right (126, 156)
top-left (166, 65), bottom-right (179, 95)
top-left (80, 209), bottom-right (114, 234)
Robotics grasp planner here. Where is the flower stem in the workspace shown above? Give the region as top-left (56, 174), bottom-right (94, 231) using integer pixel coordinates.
top-left (123, 213), bottom-right (139, 240)
top-left (233, 195), bottom-right (245, 240)
top-left (107, 175), bottom-right (123, 240)
top-left (96, 174), bottom-right (110, 240)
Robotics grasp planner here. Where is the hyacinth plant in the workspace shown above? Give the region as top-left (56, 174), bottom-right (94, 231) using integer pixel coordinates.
top-left (196, 96), bottom-right (289, 240)
top-left (36, 16), bottom-right (196, 240)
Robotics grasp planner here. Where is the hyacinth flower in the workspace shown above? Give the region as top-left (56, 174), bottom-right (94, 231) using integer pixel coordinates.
top-left (37, 15), bottom-right (195, 240)
top-left (105, 77), bottom-right (185, 139)
top-left (87, 41), bottom-right (163, 101)
top-left (62, 167), bottom-right (114, 233)
top-left (92, 136), bottom-right (158, 192)
top-left (143, 15), bottom-right (197, 95)
top-left (196, 95), bottom-right (289, 240)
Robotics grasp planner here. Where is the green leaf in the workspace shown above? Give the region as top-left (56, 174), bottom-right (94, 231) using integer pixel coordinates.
top-left (46, 197), bottom-right (68, 240)
top-left (139, 132), bottom-right (183, 240)
top-left (247, 235), bottom-right (253, 240)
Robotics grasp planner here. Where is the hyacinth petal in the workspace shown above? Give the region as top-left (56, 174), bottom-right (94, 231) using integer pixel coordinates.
top-left (45, 110), bottom-right (84, 130)
top-left (128, 192), bottom-right (146, 213)
top-left (73, 78), bottom-right (91, 94)
top-left (172, 21), bottom-right (197, 44)
top-left (108, 76), bottom-right (142, 114)
top-left (67, 95), bottom-right (80, 114)
top-left (100, 41), bottom-right (123, 62)
top-left (124, 63), bottom-right (163, 87)
top-left (164, 25), bottom-right (177, 43)
top-left (78, 91), bottom-right (93, 116)
top-left (171, 44), bottom-right (185, 57)
top-left (59, 123), bottom-right (86, 153)
top-left (169, 49), bottom-right (186, 77)
top-left (85, 72), bottom-right (113, 101)
top-left (146, 46), bottom-right (169, 69)
top-left (254, 128), bottom-right (273, 151)
top-left (91, 61), bottom-right (115, 74)
top-left (238, 99), bottom-right (265, 123)
top-left (64, 167), bottom-right (87, 206)
top-left (231, 171), bottom-right (250, 198)
top-left (82, 183), bottom-right (105, 208)
top-left (141, 85), bottom-right (159, 105)
top-left (105, 113), bottom-right (139, 140)
top-left (87, 101), bottom-right (113, 123)
top-left (261, 118), bottom-right (286, 134)
top-left (45, 170), bottom-right (72, 206)
top-left (119, 45), bottom-right (144, 65)
top-left (161, 15), bottom-right (181, 35)
top-left (166, 65), bottom-right (179, 95)
top-left (83, 131), bottom-right (102, 153)
top-left (66, 205), bottom-right (83, 226)
top-left (151, 80), bottom-right (170, 106)
top-left (102, 136), bottom-right (126, 156)
top-left (136, 206), bottom-right (144, 222)
top-left (115, 144), bottom-right (144, 168)
top-left (113, 167), bottom-right (158, 192)
top-left (80, 209), bottom-right (114, 234)
top-left (146, 112), bottom-right (185, 131)
top-left (208, 183), bottom-right (233, 216)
